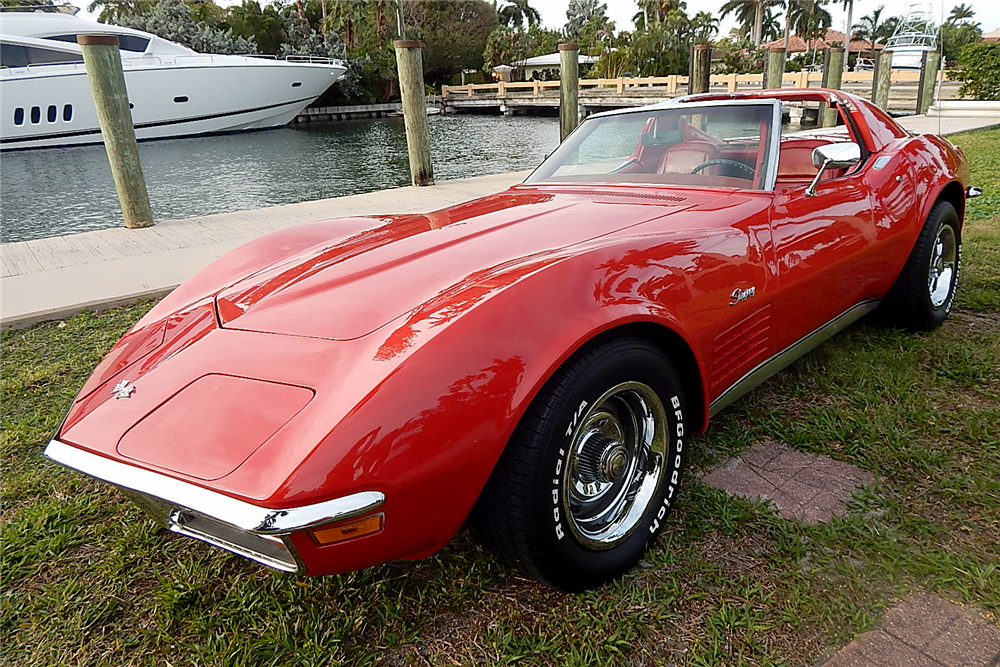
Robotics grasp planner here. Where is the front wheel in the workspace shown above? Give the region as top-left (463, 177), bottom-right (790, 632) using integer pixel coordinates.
top-left (473, 336), bottom-right (687, 591)
top-left (879, 200), bottom-right (961, 331)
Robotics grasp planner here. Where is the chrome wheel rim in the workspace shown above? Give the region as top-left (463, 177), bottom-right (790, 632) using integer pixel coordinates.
top-left (928, 223), bottom-right (957, 308)
top-left (563, 382), bottom-right (668, 550)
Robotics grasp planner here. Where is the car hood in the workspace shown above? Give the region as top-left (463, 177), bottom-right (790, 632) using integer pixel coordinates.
top-left (215, 187), bottom-right (727, 340)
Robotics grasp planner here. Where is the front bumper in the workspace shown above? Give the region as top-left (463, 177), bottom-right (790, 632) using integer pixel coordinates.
top-left (44, 439), bottom-right (384, 573)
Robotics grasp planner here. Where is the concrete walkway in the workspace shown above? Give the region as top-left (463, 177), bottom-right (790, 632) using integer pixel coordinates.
top-left (2, 113), bottom-right (997, 328)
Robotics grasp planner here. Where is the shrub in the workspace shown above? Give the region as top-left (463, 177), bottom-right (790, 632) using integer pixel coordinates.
top-left (953, 41), bottom-right (1000, 101)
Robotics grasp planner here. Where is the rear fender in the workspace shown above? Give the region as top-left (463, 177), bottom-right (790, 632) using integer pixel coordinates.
top-left (913, 134), bottom-right (970, 229)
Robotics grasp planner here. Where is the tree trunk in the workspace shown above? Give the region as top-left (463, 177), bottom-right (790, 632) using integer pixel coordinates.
top-left (783, 8), bottom-right (792, 50)
top-left (753, 1), bottom-right (764, 46)
top-left (843, 0), bottom-right (854, 61)
top-left (296, 0), bottom-right (309, 36)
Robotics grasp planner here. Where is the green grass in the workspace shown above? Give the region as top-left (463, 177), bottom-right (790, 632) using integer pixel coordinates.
top-left (3, 129), bottom-right (999, 667)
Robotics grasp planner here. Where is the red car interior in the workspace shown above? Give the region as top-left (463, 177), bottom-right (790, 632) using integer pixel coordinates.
top-left (656, 141), bottom-right (721, 175)
top-left (775, 138), bottom-right (847, 187)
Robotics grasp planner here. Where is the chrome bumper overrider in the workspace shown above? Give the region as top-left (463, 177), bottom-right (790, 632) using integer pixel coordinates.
top-left (44, 439), bottom-right (385, 573)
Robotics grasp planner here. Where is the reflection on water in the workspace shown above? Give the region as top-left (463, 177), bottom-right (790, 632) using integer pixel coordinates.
top-left (0, 114), bottom-right (559, 243)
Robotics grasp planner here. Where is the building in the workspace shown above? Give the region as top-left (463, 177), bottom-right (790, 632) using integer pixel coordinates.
top-left (759, 30), bottom-right (885, 55)
top-left (512, 51), bottom-right (600, 80)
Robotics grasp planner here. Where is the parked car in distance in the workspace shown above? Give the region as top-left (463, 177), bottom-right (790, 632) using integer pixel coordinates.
top-left (46, 89), bottom-right (977, 592)
top-left (854, 57), bottom-right (875, 71)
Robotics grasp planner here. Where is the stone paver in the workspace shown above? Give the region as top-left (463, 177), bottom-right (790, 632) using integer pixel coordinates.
top-left (824, 593), bottom-right (1000, 667)
top-left (702, 441), bottom-right (875, 523)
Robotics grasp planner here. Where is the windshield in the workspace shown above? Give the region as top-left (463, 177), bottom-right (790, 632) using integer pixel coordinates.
top-left (525, 103), bottom-right (775, 190)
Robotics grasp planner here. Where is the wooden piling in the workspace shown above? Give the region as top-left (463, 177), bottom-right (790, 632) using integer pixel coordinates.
top-left (766, 47), bottom-right (785, 90)
top-left (691, 44), bottom-right (711, 94)
top-left (821, 47), bottom-right (845, 127)
top-left (917, 50), bottom-right (941, 115)
top-left (393, 40), bottom-right (434, 186)
top-left (559, 43), bottom-right (580, 141)
top-left (77, 34), bottom-right (152, 229)
top-left (872, 50), bottom-right (893, 110)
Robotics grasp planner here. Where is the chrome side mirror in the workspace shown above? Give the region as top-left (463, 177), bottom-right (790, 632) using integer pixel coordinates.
top-left (806, 142), bottom-right (861, 196)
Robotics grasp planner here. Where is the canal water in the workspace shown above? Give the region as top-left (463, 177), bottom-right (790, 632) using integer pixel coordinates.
top-left (0, 114), bottom-right (560, 244)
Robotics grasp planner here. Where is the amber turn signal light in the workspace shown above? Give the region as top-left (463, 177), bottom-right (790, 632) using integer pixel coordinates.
top-left (310, 513), bottom-right (384, 545)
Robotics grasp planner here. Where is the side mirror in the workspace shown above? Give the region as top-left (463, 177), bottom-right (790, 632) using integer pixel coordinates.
top-left (806, 142), bottom-right (861, 196)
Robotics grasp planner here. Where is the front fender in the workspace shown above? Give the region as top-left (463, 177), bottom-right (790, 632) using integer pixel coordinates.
top-left (281, 227), bottom-right (758, 571)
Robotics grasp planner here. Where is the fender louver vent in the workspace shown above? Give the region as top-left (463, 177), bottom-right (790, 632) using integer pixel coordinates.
top-left (710, 305), bottom-right (772, 394)
top-left (547, 189), bottom-right (688, 202)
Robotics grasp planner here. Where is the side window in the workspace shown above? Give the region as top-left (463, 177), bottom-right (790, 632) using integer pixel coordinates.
top-left (576, 115), bottom-right (649, 164)
top-left (0, 43), bottom-right (83, 67)
top-left (118, 35), bottom-right (151, 52)
top-left (44, 33), bottom-right (150, 53)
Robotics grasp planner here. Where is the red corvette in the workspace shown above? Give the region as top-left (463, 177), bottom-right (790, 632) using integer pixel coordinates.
top-left (47, 89), bottom-right (978, 591)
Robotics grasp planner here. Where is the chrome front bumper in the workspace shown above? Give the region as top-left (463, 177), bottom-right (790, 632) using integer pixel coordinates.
top-left (44, 439), bottom-right (384, 573)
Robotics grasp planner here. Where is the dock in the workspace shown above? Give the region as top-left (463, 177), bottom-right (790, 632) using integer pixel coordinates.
top-left (292, 96), bottom-right (444, 124)
top-left (442, 71), bottom-right (963, 116)
top-left (2, 114), bottom-right (997, 329)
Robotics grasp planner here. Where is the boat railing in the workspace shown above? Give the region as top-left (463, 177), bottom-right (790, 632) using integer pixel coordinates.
top-left (122, 56), bottom-right (164, 66)
top-left (2, 61), bottom-right (85, 76)
top-left (168, 53), bottom-right (341, 66)
top-left (886, 34), bottom-right (938, 48)
top-left (283, 54), bottom-right (341, 65)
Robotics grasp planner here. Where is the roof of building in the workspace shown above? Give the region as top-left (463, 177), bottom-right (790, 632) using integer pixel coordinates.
top-left (513, 52), bottom-right (600, 67)
top-left (760, 30), bottom-right (884, 53)
top-left (983, 28), bottom-right (1000, 42)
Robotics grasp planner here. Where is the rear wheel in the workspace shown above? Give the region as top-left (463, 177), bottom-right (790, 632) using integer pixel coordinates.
top-left (474, 336), bottom-right (686, 592)
top-left (879, 200), bottom-right (961, 331)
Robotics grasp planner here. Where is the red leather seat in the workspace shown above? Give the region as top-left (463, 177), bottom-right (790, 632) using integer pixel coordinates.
top-left (657, 141), bottom-right (721, 175)
top-left (775, 139), bottom-right (845, 187)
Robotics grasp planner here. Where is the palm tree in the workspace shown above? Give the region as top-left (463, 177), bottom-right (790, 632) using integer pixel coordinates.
top-left (840, 0), bottom-right (854, 53)
top-left (762, 6), bottom-right (782, 42)
top-left (691, 11), bottom-right (720, 43)
top-left (565, 0), bottom-right (609, 36)
top-left (498, 0), bottom-right (541, 29)
top-left (637, 0), bottom-right (681, 26)
top-left (788, 0), bottom-right (831, 65)
top-left (947, 3), bottom-right (975, 24)
top-left (85, 0), bottom-right (146, 23)
top-left (720, 0), bottom-right (783, 47)
top-left (852, 5), bottom-right (885, 62)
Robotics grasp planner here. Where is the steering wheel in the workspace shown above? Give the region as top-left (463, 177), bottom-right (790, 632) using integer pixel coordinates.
top-left (690, 159), bottom-right (756, 177)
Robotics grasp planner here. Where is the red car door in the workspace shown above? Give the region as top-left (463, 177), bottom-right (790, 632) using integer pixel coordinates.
top-left (769, 148), bottom-right (878, 351)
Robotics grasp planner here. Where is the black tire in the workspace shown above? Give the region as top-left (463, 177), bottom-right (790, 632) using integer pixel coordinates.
top-left (473, 335), bottom-right (687, 592)
top-left (879, 200), bottom-right (961, 331)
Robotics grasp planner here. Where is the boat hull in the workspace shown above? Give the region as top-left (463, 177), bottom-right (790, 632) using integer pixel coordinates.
top-left (885, 46), bottom-right (933, 70)
top-left (1, 60), bottom-right (344, 150)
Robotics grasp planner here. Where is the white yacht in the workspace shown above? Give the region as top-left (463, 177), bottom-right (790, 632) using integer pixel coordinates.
top-left (884, 4), bottom-right (939, 70)
top-left (0, 11), bottom-right (347, 150)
